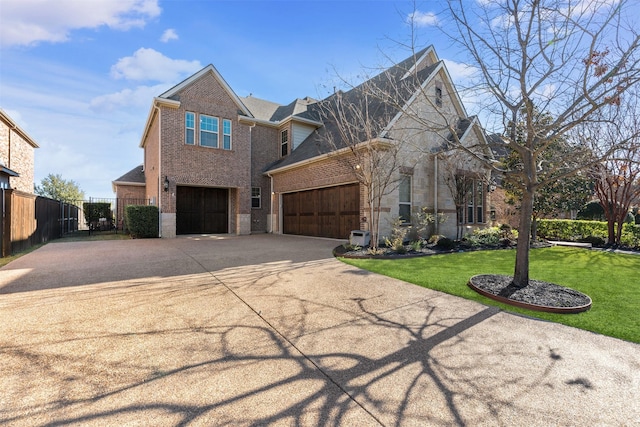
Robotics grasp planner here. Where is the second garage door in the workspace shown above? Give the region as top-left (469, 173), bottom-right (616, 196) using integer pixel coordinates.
top-left (282, 183), bottom-right (360, 239)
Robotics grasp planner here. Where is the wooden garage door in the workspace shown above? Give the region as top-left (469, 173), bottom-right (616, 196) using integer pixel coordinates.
top-left (283, 183), bottom-right (359, 239)
top-left (176, 186), bottom-right (228, 234)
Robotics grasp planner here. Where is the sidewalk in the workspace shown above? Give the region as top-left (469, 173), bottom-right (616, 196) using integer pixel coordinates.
top-left (1, 234), bottom-right (638, 426)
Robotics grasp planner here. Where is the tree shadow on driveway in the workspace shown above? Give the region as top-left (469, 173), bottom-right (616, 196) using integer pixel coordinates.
top-left (1, 236), bottom-right (637, 426)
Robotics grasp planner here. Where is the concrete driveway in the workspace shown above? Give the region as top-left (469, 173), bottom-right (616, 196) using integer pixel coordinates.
top-left (1, 234), bottom-right (638, 426)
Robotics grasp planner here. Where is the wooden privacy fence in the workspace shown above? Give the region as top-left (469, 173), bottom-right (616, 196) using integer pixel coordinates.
top-left (1, 189), bottom-right (79, 257)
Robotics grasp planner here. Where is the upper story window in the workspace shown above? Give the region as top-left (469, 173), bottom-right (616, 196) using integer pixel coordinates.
top-left (185, 112), bottom-right (195, 145)
top-left (200, 115), bottom-right (219, 148)
top-left (399, 174), bottom-right (412, 223)
top-left (184, 113), bottom-right (232, 150)
top-left (435, 86), bottom-right (443, 107)
top-left (223, 119), bottom-right (232, 150)
top-left (281, 129), bottom-right (289, 157)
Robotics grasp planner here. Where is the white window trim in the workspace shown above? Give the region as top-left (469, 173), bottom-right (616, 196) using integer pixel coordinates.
top-left (200, 114), bottom-right (219, 148)
top-left (185, 112), bottom-right (195, 145)
top-left (223, 119), bottom-right (232, 150)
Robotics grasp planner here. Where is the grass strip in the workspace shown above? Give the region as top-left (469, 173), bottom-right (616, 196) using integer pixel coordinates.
top-left (341, 246), bottom-right (640, 343)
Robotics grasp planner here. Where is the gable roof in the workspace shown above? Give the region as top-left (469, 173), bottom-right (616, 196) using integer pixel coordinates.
top-left (0, 109), bottom-right (39, 149)
top-left (160, 64), bottom-right (252, 117)
top-left (266, 46), bottom-right (474, 174)
top-left (112, 165), bottom-right (145, 190)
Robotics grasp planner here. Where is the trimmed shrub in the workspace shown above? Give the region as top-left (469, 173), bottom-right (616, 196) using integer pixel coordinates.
top-left (83, 202), bottom-right (113, 230)
top-left (125, 205), bottom-right (159, 238)
top-left (537, 219), bottom-right (607, 241)
top-left (537, 219), bottom-right (639, 249)
top-left (621, 224), bottom-right (640, 249)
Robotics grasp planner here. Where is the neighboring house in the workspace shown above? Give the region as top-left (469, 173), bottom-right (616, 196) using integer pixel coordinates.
top-left (119, 46), bottom-right (490, 240)
top-left (112, 165), bottom-right (148, 230)
top-left (0, 109), bottom-right (38, 193)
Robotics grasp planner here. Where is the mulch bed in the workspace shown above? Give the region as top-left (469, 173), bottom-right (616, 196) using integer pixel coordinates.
top-left (468, 274), bottom-right (592, 313)
top-left (334, 243), bottom-right (593, 313)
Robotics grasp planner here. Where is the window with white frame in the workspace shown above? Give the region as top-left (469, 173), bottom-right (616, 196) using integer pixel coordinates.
top-left (185, 112), bottom-right (195, 145)
top-left (223, 119), bottom-right (232, 150)
top-left (200, 115), bottom-right (218, 148)
top-left (251, 187), bottom-right (261, 208)
top-left (399, 174), bottom-right (412, 223)
top-left (281, 129), bottom-right (289, 157)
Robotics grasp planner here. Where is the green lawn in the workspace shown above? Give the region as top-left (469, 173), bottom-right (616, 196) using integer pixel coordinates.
top-left (340, 247), bottom-right (640, 343)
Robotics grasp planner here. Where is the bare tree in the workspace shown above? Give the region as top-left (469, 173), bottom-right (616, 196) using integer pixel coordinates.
top-left (409, 0), bottom-right (640, 288)
top-left (585, 90), bottom-right (640, 244)
top-left (318, 81), bottom-right (418, 250)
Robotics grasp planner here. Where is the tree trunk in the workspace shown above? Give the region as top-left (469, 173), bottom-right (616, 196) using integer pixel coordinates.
top-left (513, 189), bottom-right (534, 288)
top-left (606, 216), bottom-right (616, 245)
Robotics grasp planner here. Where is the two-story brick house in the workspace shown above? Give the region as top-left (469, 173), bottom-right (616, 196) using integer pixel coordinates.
top-left (115, 46), bottom-right (490, 240)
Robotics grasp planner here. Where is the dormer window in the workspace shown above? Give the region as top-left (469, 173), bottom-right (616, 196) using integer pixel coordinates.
top-left (435, 86), bottom-right (443, 107)
top-left (281, 129), bottom-right (289, 157)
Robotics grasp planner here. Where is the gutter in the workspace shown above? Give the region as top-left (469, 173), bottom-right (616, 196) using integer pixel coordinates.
top-left (265, 137), bottom-right (394, 176)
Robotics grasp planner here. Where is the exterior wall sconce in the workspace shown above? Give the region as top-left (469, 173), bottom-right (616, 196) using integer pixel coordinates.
top-left (164, 176), bottom-right (169, 192)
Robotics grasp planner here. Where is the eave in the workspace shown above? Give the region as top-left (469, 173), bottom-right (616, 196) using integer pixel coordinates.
top-left (266, 137), bottom-right (394, 175)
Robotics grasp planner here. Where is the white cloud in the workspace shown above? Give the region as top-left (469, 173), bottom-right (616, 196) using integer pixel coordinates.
top-left (443, 59), bottom-right (477, 82)
top-left (160, 28), bottom-right (179, 43)
top-left (0, 0), bottom-right (160, 47)
top-left (110, 48), bottom-right (202, 82)
top-left (89, 84), bottom-right (170, 112)
top-left (408, 11), bottom-right (439, 27)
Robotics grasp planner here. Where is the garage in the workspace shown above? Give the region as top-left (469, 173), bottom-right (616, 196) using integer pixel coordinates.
top-left (282, 183), bottom-right (360, 239)
top-left (176, 186), bottom-right (228, 234)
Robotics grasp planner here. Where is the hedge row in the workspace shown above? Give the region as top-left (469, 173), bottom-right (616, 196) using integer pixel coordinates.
top-left (537, 219), bottom-right (640, 248)
top-left (124, 205), bottom-right (159, 238)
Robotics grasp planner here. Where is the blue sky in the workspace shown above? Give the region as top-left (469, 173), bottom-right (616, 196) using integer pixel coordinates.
top-left (0, 0), bottom-right (463, 199)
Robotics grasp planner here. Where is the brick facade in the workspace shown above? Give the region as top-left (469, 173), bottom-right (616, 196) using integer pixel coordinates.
top-left (128, 47), bottom-right (489, 240)
top-left (0, 110), bottom-right (38, 194)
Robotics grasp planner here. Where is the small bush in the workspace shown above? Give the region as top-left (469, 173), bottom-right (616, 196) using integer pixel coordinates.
top-left (578, 236), bottom-right (605, 246)
top-left (83, 202), bottom-right (113, 230)
top-left (428, 234), bottom-right (446, 245)
top-left (384, 217), bottom-right (409, 253)
top-left (343, 243), bottom-right (362, 251)
top-left (435, 237), bottom-right (456, 250)
top-left (125, 205), bottom-right (159, 238)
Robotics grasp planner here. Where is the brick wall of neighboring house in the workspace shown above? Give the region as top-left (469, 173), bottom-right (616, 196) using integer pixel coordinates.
top-left (143, 110), bottom-right (160, 206)
top-left (115, 184), bottom-right (146, 200)
top-left (158, 71), bottom-right (253, 234)
top-left (0, 113), bottom-right (37, 194)
top-left (251, 124), bottom-right (279, 233)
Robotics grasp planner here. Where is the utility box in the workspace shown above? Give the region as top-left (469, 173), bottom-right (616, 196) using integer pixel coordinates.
top-left (350, 230), bottom-right (371, 247)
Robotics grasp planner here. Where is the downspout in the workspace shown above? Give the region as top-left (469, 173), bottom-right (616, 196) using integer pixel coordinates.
top-left (154, 102), bottom-right (162, 237)
top-left (266, 172), bottom-right (274, 234)
top-left (248, 122), bottom-right (255, 235)
top-left (434, 154), bottom-right (439, 235)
